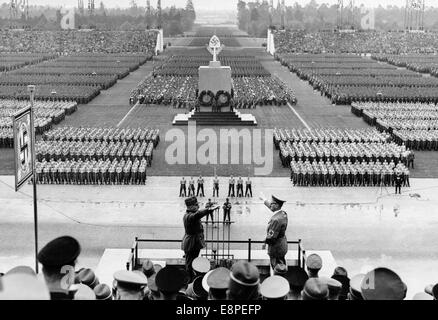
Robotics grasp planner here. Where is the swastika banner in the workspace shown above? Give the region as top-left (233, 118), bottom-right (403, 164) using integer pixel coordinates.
top-left (13, 106), bottom-right (33, 191)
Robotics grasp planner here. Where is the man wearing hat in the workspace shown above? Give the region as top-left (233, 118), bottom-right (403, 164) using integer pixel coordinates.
top-left (203, 267), bottom-right (230, 300)
top-left (361, 267), bottom-right (406, 300)
top-left (192, 256), bottom-right (211, 278)
top-left (301, 278), bottom-right (329, 300)
top-left (306, 253), bottom-right (323, 278)
top-left (227, 261), bottom-right (260, 300)
top-left (94, 283), bottom-right (113, 300)
top-left (181, 196), bottom-right (218, 280)
top-left (37, 235), bottom-right (81, 300)
top-left (155, 266), bottom-right (188, 300)
top-left (141, 259), bottom-right (155, 278)
top-left (259, 193), bottom-right (288, 270)
top-left (185, 276), bottom-right (208, 300)
top-left (0, 273), bottom-right (50, 300)
top-left (260, 275), bottom-right (290, 300)
top-left (76, 268), bottom-right (99, 289)
top-left (113, 270), bottom-right (148, 300)
top-left (283, 266), bottom-right (309, 300)
top-left (320, 277), bottom-right (342, 300)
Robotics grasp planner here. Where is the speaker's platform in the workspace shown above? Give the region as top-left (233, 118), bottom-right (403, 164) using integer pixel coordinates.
top-left (173, 110), bottom-right (257, 126)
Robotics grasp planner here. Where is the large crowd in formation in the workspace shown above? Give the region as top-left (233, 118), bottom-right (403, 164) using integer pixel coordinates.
top-left (131, 49), bottom-right (296, 108)
top-left (0, 99), bottom-right (78, 148)
top-left (0, 54), bottom-right (152, 103)
top-left (274, 30), bottom-right (438, 54)
top-left (352, 102), bottom-right (438, 151)
top-left (274, 128), bottom-right (414, 188)
top-left (2, 235), bottom-right (436, 300)
top-left (373, 54), bottom-right (438, 78)
top-left (0, 53), bottom-right (56, 71)
top-left (0, 30), bottom-right (157, 54)
top-left (34, 127), bottom-right (160, 185)
top-left (153, 54), bottom-right (270, 77)
top-left (276, 54), bottom-right (438, 104)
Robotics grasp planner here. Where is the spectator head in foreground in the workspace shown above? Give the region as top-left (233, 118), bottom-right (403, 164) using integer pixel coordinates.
top-left (260, 275), bottom-right (290, 300)
top-left (113, 270), bottom-right (147, 300)
top-left (94, 283), bottom-right (113, 300)
top-left (301, 278), bottom-right (329, 300)
top-left (203, 268), bottom-right (230, 300)
top-left (185, 196), bottom-right (199, 211)
top-left (37, 235), bottom-right (81, 299)
top-left (361, 267), bottom-right (406, 300)
top-left (306, 253), bottom-right (323, 278)
top-left (227, 261), bottom-right (260, 300)
top-left (141, 259), bottom-right (155, 278)
top-left (192, 256), bottom-right (211, 277)
top-left (76, 268), bottom-right (99, 289)
top-left (0, 273), bottom-right (50, 300)
top-left (320, 277), bottom-right (342, 300)
top-left (155, 266), bottom-right (187, 300)
top-left (284, 266), bottom-right (309, 300)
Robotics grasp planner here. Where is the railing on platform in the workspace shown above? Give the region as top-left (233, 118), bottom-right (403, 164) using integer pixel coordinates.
top-left (126, 236), bottom-right (306, 271)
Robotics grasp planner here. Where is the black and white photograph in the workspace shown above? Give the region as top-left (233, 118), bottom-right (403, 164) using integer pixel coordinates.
top-left (0, 0), bottom-right (437, 309)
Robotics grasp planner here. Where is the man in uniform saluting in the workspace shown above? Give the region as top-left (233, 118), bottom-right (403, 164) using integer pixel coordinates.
top-left (259, 193), bottom-right (288, 270)
top-left (181, 196), bottom-right (218, 281)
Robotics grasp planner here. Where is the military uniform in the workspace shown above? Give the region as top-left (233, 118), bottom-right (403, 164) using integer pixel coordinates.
top-left (181, 197), bottom-right (216, 279)
top-left (264, 196), bottom-right (288, 270)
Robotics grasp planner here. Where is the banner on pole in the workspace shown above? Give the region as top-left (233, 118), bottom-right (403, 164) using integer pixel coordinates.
top-left (13, 106), bottom-right (33, 191)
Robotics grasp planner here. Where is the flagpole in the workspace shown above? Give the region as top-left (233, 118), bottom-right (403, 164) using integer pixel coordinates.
top-left (28, 85), bottom-right (39, 274)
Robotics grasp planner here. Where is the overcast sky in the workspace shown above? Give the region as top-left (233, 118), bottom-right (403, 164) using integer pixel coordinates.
top-left (2, 0), bottom-right (425, 10)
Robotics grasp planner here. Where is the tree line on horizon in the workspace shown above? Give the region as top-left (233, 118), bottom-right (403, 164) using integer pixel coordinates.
top-left (238, 0), bottom-right (438, 37)
top-left (0, 0), bottom-right (196, 36)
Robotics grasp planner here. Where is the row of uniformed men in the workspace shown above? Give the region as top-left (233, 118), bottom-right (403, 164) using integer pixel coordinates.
top-left (36, 140), bottom-right (154, 166)
top-left (278, 140), bottom-right (412, 167)
top-left (42, 126), bottom-right (160, 147)
top-left (393, 129), bottom-right (438, 151)
top-left (290, 160), bottom-right (410, 187)
top-left (35, 159), bottom-right (147, 185)
top-left (274, 127), bottom-right (390, 146)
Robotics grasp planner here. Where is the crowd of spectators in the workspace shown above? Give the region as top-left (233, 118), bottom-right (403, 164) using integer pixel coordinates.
top-left (2, 235), bottom-right (436, 300)
top-left (352, 102), bottom-right (438, 150)
top-left (274, 30), bottom-right (438, 54)
top-left (0, 30), bottom-right (157, 54)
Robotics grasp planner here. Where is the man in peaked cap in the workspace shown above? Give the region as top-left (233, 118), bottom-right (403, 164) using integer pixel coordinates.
top-left (76, 268), bottom-right (99, 289)
top-left (301, 278), bottom-right (329, 300)
top-left (37, 235), bottom-right (81, 300)
top-left (73, 284), bottom-right (96, 300)
top-left (185, 275), bottom-right (208, 300)
top-left (227, 261), bottom-right (260, 300)
top-left (320, 277), bottom-right (342, 300)
top-left (0, 273), bottom-right (50, 300)
top-left (260, 275), bottom-right (290, 300)
top-left (113, 270), bottom-right (148, 300)
top-left (203, 267), bottom-right (230, 300)
top-left (412, 292), bottom-right (434, 300)
top-left (141, 259), bottom-right (155, 278)
top-left (94, 283), bottom-right (112, 300)
top-left (181, 196), bottom-right (219, 281)
top-left (348, 274), bottom-right (365, 300)
top-left (155, 266), bottom-right (188, 300)
top-left (259, 193), bottom-right (288, 270)
top-left (192, 256), bottom-right (211, 277)
top-left (306, 253), bottom-right (323, 278)
top-left (361, 267), bottom-right (406, 300)
top-left (6, 266), bottom-right (36, 277)
top-left (283, 266), bottom-right (309, 300)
